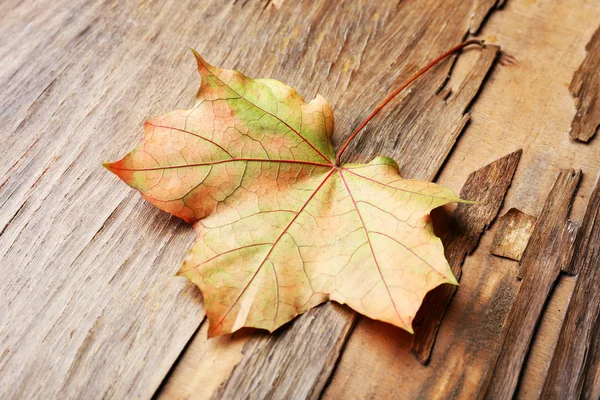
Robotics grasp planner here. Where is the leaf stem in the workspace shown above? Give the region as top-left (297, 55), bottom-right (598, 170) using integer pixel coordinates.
top-left (335, 39), bottom-right (485, 163)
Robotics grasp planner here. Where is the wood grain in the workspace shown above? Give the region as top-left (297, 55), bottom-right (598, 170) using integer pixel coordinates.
top-left (515, 169), bottom-right (582, 280)
top-left (490, 208), bottom-right (536, 261)
top-left (541, 175), bottom-right (600, 399)
top-left (411, 150), bottom-right (521, 365)
top-left (558, 220), bottom-right (580, 276)
top-left (157, 321), bottom-right (252, 399)
top-left (345, 44), bottom-right (500, 179)
top-left (470, 0), bottom-right (507, 34)
top-left (569, 23), bottom-right (600, 142)
top-left (582, 314), bottom-right (600, 400)
top-left (214, 304), bottom-right (355, 400)
top-left (515, 274), bottom-right (577, 399)
top-left (481, 169), bottom-right (582, 400)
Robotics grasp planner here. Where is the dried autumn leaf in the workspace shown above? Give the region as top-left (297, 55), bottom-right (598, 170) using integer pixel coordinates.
top-left (105, 48), bottom-right (469, 338)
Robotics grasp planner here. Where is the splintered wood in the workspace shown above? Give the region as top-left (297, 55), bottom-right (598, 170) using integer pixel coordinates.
top-left (541, 176), bottom-right (600, 398)
top-left (469, 0), bottom-right (507, 34)
top-left (490, 208), bottom-right (536, 261)
top-left (569, 25), bottom-right (600, 142)
top-left (411, 150), bottom-right (521, 365)
top-left (482, 169), bottom-right (582, 400)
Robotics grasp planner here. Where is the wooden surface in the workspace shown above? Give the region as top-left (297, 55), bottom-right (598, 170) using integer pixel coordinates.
top-left (323, 1), bottom-right (600, 397)
top-left (569, 24), bottom-right (600, 142)
top-left (412, 150), bottom-right (521, 365)
top-left (490, 208), bottom-right (536, 262)
top-left (541, 176), bottom-right (600, 398)
top-left (482, 169), bottom-right (581, 399)
top-left (2, 0), bottom-right (600, 399)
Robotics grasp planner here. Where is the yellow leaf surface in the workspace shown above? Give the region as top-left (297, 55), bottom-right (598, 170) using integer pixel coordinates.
top-left (105, 51), bottom-right (461, 337)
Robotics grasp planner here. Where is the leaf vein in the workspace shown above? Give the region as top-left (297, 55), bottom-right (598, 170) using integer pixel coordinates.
top-left (338, 170), bottom-right (405, 325)
top-left (202, 62), bottom-right (332, 163)
top-left (211, 168), bottom-right (335, 332)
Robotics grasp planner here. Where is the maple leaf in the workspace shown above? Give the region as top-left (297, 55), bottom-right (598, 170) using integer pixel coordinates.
top-left (105, 42), bottom-right (482, 337)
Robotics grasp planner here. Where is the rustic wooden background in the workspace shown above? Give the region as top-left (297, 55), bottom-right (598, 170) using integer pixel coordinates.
top-left (2, 0), bottom-right (600, 399)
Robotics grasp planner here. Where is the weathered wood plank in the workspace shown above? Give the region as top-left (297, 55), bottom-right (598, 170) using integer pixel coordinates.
top-left (470, 0), bottom-right (507, 34)
top-left (490, 208), bottom-right (536, 261)
top-left (411, 150), bottom-right (521, 365)
top-left (515, 274), bottom-right (577, 399)
top-left (481, 169), bottom-right (582, 400)
top-left (322, 0), bottom-right (600, 397)
top-left (157, 320), bottom-right (251, 399)
top-left (515, 170), bottom-right (581, 280)
top-left (540, 175), bottom-right (600, 398)
top-left (559, 220), bottom-right (580, 275)
top-left (0, 1), bottom-right (245, 396)
top-left (569, 23), bottom-right (600, 142)
top-left (582, 314), bottom-right (600, 400)
top-left (214, 305), bottom-right (355, 400)
top-left (211, 41), bottom-right (500, 398)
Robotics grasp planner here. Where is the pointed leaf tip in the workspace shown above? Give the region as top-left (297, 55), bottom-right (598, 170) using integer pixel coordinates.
top-left (448, 274), bottom-right (459, 286)
top-left (103, 161), bottom-right (116, 173)
top-left (190, 47), bottom-right (201, 61)
top-left (103, 160), bottom-right (122, 174)
top-left (174, 269), bottom-right (185, 277)
top-left (190, 48), bottom-right (213, 73)
top-left (462, 199), bottom-right (479, 205)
